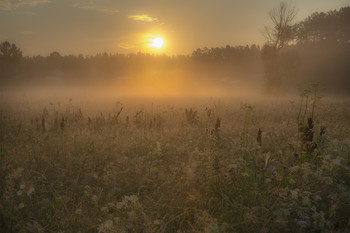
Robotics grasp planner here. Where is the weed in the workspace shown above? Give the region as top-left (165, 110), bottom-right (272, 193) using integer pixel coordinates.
top-left (0, 97), bottom-right (349, 232)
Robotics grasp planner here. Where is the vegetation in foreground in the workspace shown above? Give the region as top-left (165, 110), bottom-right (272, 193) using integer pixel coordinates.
top-left (0, 93), bottom-right (350, 232)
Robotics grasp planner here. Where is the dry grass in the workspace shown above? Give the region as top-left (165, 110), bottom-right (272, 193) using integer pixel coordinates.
top-left (0, 96), bottom-right (349, 232)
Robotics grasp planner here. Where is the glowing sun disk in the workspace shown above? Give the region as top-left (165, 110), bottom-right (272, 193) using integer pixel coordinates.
top-left (149, 37), bottom-right (164, 49)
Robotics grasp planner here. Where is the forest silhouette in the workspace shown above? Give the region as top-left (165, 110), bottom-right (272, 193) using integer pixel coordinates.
top-left (1, 6), bottom-right (349, 95)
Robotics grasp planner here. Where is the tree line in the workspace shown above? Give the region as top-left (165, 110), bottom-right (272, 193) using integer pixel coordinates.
top-left (0, 43), bottom-right (262, 90)
top-left (1, 5), bottom-right (349, 94)
top-left (262, 4), bottom-right (350, 95)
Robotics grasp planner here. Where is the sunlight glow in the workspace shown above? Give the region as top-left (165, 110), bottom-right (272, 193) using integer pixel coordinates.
top-left (148, 37), bottom-right (164, 49)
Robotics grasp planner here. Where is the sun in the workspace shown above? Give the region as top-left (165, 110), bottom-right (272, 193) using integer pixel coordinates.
top-left (148, 37), bottom-right (164, 49)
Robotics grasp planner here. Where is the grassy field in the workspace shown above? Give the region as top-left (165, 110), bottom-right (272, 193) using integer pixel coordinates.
top-left (1, 94), bottom-right (350, 232)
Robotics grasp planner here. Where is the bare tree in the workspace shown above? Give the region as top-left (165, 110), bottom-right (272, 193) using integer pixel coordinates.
top-left (264, 2), bottom-right (298, 50)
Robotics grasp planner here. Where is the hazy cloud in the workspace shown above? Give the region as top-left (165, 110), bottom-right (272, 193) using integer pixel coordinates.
top-left (96, 8), bottom-right (119, 13)
top-left (118, 43), bottom-right (136, 50)
top-left (0, 0), bottom-right (50, 11)
top-left (20, 30), bottom-right (35, 35)
top-left (128, 14), bottom-right (158, 22)
top-left (74, 2), bottom-right (119, 13)
top-left (22, 11), bottom-right (35, 15)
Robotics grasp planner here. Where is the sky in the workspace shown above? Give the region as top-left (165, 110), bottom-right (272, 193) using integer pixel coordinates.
top-left (0, 0), bottom-right (349, 56)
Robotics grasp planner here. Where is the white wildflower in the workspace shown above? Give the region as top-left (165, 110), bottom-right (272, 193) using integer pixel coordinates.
top-left (91, 173), bottom-right (98, 179)
top-left (321, 177), bottom-right (333, 185)
top-left (107, 202), bottom-right (115, 208)
top-left (156, 141), bottom-right (161, 152)
top-left (282, 209), bottom-right (290, 216)
top-left (290, 189), bottom-right (298, 200)
top-left (10, 168), bottom-right (24, 179)
top-left (27, 187), bottom-right (35, 196)
top-left (289, 166), bottom-right (299, 173)
top-left (116, 201), bottom-right (127, 209)
top-left (91, 195), bottom-right (98, 202)
top-left (302, 197), bottom-right (311, 206)
top-left (276, 175), bottom-right (282, 181)
top-left (303, 191), bottom-right (312, 197)
top-left (332, 158), bottom-right (341, 166)
top-left (98, 220), bottom-right (114, 233)
top-left (154, 219), bottom-right (162, 225)
top-left (75, 208), bottom-right (82, 215)
top-left (125, 194), bottom-right (138, 202)
top-left (127, 210), bottom-right (136, 218)
top-left (18, 203), bottom-right (25, 209)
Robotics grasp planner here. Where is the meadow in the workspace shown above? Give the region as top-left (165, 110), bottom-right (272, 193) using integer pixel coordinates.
top-left (1, 91), bottom-right (350, 233)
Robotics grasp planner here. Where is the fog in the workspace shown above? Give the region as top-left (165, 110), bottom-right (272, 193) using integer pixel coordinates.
top-left (2, 5), bottom-right (350, 233)
top-left (1, 6), bottom-right (350, 103)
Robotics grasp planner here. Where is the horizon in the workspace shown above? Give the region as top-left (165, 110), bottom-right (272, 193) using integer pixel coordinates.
top-left (1, 0), bottom-right (349, 57)
top-left (1, 2), bottom-right (350, 231)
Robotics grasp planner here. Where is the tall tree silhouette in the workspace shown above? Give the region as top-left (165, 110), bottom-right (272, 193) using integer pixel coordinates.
top-left (0, 41), bottom-right (22, 80)
top-left (262, 2), bottom-right (298, 95)
top-left (296, 6), bottom-right (350, 44)
top-left (264, 2), bottom-right (297, 50)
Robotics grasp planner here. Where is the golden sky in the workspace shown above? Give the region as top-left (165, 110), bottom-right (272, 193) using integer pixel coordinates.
top-left (0, 0), bottom-right (349, 56)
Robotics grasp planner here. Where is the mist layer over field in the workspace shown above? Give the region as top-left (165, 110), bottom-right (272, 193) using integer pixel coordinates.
top-left (1, 86), bottom-right (350, 232)
top-left (1, 4), bottom-right (350, 233)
